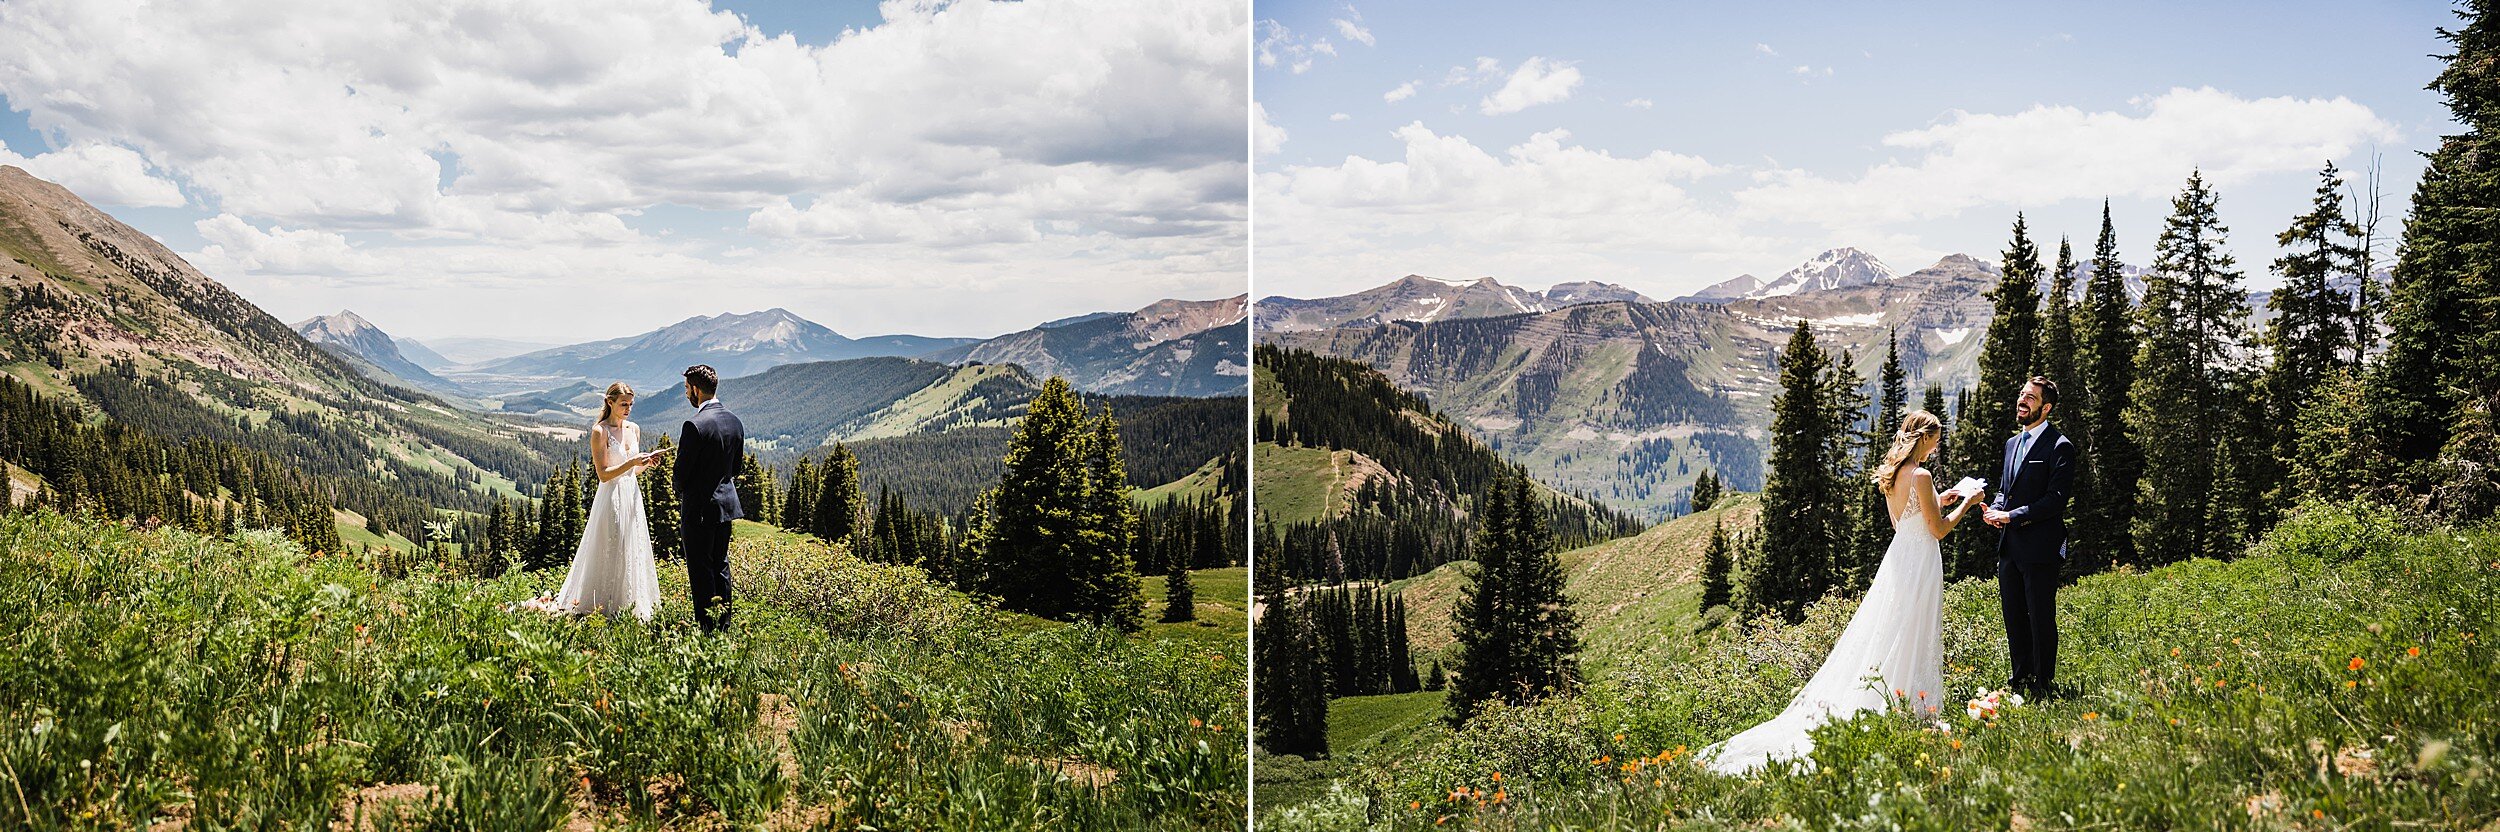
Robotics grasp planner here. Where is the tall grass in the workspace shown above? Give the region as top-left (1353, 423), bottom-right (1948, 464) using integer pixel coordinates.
top-left (0, 508), bottom-right (1244, 830)
top-left (1283, 500), bottom-right (2500, 830)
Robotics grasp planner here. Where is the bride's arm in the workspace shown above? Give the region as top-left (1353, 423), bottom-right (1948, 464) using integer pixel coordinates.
top-left (592, 426), bottom-right (643, 483)
top-left (1916, 470), bottom-right (1980, 539)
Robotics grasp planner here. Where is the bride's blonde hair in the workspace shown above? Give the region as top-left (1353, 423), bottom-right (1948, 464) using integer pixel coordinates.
top-left (1875, 410), bottom-right (1943, 495)
top-left (597, 382), bottom-right (635, 427)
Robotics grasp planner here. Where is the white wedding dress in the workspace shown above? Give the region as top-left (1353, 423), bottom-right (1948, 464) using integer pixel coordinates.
top-left (550, 421), bottom-right (662, 621)
top-left (1704, 492), bottom-right (1945, 774)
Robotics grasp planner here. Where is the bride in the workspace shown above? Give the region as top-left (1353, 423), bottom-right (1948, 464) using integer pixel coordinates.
top-left (1704, 410), bottom-right (1981, 774)
top-left (537, 382), bottom-right (670, 621)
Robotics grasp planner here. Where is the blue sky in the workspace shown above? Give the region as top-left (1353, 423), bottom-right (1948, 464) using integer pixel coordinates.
top-left (0, 0), bottom-right (1247, 343)
top-left (1253, 0), bottom-right (2455, 300)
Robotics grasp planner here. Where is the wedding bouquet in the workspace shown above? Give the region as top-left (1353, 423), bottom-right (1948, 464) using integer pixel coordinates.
top-left (1965, 687), bottom-right (2025, 720)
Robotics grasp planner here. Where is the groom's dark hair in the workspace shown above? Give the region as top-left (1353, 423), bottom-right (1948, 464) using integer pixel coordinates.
top-left (685, 364), bottom-right (719, 395)
top-left (2026, 375), bottom-right (2058, 406)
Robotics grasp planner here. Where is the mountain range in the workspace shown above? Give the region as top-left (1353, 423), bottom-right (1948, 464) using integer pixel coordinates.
top-left (1261, 252), bottom-right (2004, 519)
top-left (1676, 247), bottom-right (1895, 301)
top-left (0, 164), bottom-right (565, 520)
top-left (1255, 275), bottom-right (1652, 332)
top-left (304, 294), bottom-right (1250, 418)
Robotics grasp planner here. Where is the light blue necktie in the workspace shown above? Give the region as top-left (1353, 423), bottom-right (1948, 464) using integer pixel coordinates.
top-left (2012, 428), bottom-right (2035, 481)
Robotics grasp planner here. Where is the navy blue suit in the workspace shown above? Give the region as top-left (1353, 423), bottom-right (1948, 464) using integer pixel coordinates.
top-left (1990, 421), bottom-right (2075, 694)
top-left (674, 398), bottom-right (745, 631)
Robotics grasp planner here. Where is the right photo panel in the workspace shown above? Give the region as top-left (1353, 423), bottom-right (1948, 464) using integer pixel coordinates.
top-left (1251, 2), bottom-right (2499, 828)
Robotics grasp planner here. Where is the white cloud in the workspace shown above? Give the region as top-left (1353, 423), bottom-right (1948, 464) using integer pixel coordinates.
top-left (1331, 17), bottom-right (1374, 47)
top-left (0, 140), bottom-right (185, 207)
top-left (1257, 123), bottom-right (1758, 294)
top-left (193, 214), bottom-right (386, 277)
top-left (1258, 20), bottom-right (1336, 74)
top-left (1253, 101), bottom-right (1289, 157)
top-left (1625, 98), bottom-right (1655, 109)
top-left (0, 0), bottom-right (1249, 337)
top-left (1735, 86), bottom-right (2401, 227)
top-left (1383, 81), bottom-right (1418, 103)
top-left (1755, 43), bottom-right (1778, 56)
top-left (1329, 112), bottom-right (1351, 122)
top-left (1791, 65), bottom-right (1834, 79)
top-left (1444, 57), bottom-right (1502, 87)
top-left (1479, 57), bottom-right (1581, 116)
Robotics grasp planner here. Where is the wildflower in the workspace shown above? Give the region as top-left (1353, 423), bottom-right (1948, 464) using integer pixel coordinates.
top-left (1490, 772), bottom-right (1502, 782)
top-left (2171, 647), bottom-right (2181, 657)
top-left (1613, 733), bottom-right (1625, 743)
top-left (2082, 712), bottom-right (2098, 721)
top-left (1492, 789), bottom-right (1506, 804)
top-left (2408, 646), bottom-right (2421, 658)
top-left (1411, 801), bottom-right (1421, 810)
top-left (2348, 657), bottom-right (2366, 671)
top-left (1190, 718), bottom-right (1202, 729)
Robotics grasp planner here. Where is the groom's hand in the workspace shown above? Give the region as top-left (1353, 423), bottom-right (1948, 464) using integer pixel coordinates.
top-left (1984, 508), bottom-right (2010, 527)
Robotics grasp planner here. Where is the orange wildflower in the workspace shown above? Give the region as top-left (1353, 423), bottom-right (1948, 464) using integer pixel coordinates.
top-left (2408, 646), bottom-right (2421, 657)
top-left (2349, 656), bottom-right (2366, 671)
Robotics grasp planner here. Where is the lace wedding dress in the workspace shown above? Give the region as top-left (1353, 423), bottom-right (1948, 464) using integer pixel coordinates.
top-left (1704, 493), bottom-right (1945, 774)
top-left (550, 421), bottom-right (662, 621)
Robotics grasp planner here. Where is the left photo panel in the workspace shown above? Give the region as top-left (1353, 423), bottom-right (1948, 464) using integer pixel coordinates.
top-left (0, 0), bottom-right (1251, 829)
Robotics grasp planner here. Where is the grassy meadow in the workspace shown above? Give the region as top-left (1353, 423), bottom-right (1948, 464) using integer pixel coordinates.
top-left (1260, 500), bottom-right (2500, 830)
top-left (0, 508), bottom-right (1246, 830)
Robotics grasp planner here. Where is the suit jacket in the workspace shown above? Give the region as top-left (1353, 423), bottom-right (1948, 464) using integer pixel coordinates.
top-left (674, 399), bottom-right (746, 526)
top-left (1989, 422), bottom-right (2076, 564)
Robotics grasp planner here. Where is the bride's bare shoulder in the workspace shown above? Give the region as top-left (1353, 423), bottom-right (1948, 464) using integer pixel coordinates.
top-left (1907, 467), bottom-right (1935, 487)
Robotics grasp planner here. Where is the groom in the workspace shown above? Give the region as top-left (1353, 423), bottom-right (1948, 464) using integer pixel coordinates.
top-left (1984, 376), bottom-right (2076, 698)
top-left (674, 364), bottom-right (745, 633)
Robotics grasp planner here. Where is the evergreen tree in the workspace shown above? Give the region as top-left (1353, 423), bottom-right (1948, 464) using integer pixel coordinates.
top-left (967, 377), bottom-right (1144, 631)
top-left (1161, 564), bottom-right (1197, 623)
top-left (2071, 201), bottom-right (2141, 573)
top-left (1253, 590), bottom-right (1329, 758)
top-left (2043, 236), bottom-right (2084, 427)
top-left (2266, 162), bottom-right (2365, 506)
top-left (1426, 660), bottom-right (1447, 692)
top-left (1447, 467), bottom-right (1578, 722)
top-left (638, 436), bottom-right (681, 561)
top-left (1742, 321), bottom-right (1844, 622)
top-left (745, 453), bottom-right (786, 527)
top-left (1699, 516), bottom-right (1734, 612)
top-left (1948, 213), bottom-right (2045, 579)
top-left (2128, 171), bottom-right (2257, 565)
top-left (2364, 1), bottom-right (2500, 499)
top-left (784, 456), bottom-right (818, 537)
top-left (814, 444), bottom-right (864, 544)
top-left (1689, 470), bottom-right (1722, 513)
top-left (1823, 350), bottom-right (1877, 590)
top-left (1851, 333), bottom-right (1911, 583)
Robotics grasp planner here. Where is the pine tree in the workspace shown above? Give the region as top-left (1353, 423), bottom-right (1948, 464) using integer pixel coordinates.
top-left (1426, 660), bottom-right (1447, 691)
top-left (1742, 321), bottom-right (1843, 622)
top-left (1947, 213), bottom-right (2045, 579)
top-left (638, 436), bottom-right (680, 561)
top-left (1253, 590), bottom-right (1329, 758)
top-left (1699, 516), bottom-right (1734, 612)
top-left (2364, 2), bottom-right (2500, 497)
top-left (1689, 470), bottom-right (1722, 513)
top-left (967, 377), bottom-right (1144, 631)
top-left (784, 456), bottom-right (818, 537)
top-left (814, 444), bottom-right (864, 544)
top-left (2071, 200), bottom-right (2141, 573)
top-left (1824, 349), bottom-right (1879, 590)
top-left (1851, 333), bottom-right (1910, 584)
top-left (1447, 467), bottom-right (1578, 722)
top-left (1161, 564), bottom-right (1197, 623)
top-left (2043, 236), bottom-right (2084, 426)
top-left (737, 453), bottom-right (777, 527)
top-left (2266, 162), bottom-right (2364, 506)
top-left (2128, 171), bottom-right (2256, 565)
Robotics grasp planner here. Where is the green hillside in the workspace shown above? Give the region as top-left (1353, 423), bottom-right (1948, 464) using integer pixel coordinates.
top-left (1266, 501), bottom-right (2500, 830)
top-left (1390, 492), bottom-right (1760, 668)
top-left (0, 508), bottom-right (1245, 830)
